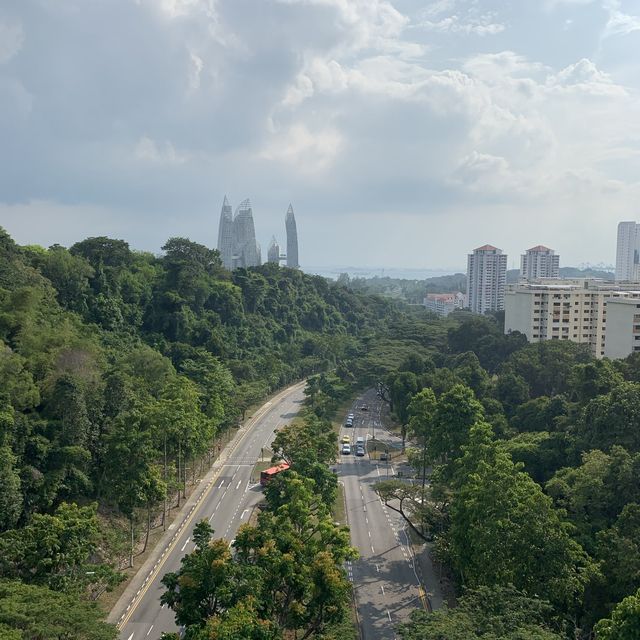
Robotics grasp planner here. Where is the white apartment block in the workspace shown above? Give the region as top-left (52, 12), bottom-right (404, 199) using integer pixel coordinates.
top-left (424, 292), bottom-right (465, 317)
top-left (604, 299), bottom-right (640, 358)
top-left (615, 221), bottom-right (640, 282)
top-left (467, 245), bottom-right (507, 314)
top-left (505, 280), bottom-right (640, 359)
top-left (520, 245), bottom-right (560, 281)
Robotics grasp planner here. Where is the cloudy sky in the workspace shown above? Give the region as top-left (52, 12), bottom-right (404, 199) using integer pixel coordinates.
top-left (1, 0), bottom-right (640, 270)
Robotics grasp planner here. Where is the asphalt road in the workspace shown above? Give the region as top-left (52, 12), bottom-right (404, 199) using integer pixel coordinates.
top-left (340, 389), bottom-right (425, 640)
top-left (114, 381), bottom-right (307, 640)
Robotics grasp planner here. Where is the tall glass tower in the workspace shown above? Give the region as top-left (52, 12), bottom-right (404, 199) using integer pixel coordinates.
top-left (216, 196), bottom-right (234, 270)
top-left (285, 204), bottom-right (299, 269)
top-left (233, 199), bottom-right (260, 268)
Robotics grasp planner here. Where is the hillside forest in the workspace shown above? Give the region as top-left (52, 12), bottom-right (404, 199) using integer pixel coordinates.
top-left (0, 226), bottom-right (638, 638)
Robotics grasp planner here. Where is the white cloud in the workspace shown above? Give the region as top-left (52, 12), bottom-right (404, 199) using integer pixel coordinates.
top-left (0, 20), bottom-right (24, 64)
top-left (2, 0), bottom-right (640, 267)
top-left (135, 137), bottom-right (188, 164)
top-left (259, 123), bottom-right (342, 173)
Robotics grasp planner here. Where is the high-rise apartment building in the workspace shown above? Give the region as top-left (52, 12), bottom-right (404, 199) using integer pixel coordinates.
top-left (466, 245), bottom-right (507, 314)
top-left (285, 204), bottom-right (299, 269)
top-left (504, 279), bottom-right (640, 358)
top-left (520, 245), bottom-right (559, 281)
top-left (615, 221), bottom-right (640, 281)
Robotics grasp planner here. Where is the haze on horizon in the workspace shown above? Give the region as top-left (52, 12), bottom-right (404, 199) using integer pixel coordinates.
top-left (1, 0), bottom-right (639, 269)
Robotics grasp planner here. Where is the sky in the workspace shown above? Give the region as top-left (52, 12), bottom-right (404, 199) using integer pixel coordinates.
top-left (1, 0), bottom-right (640, 271)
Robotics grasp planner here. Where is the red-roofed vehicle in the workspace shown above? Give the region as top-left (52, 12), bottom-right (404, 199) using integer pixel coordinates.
top-left (259, 462), bottom-right (290, 486)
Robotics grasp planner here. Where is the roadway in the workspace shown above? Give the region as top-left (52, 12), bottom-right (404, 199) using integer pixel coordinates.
top-left (113, 381), bottom-right (307, 640)
top-left (339, 389), bottom-right (425, 640)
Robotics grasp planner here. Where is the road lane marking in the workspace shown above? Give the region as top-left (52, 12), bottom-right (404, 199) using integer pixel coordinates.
top-left (387, 610), bottom-right (392, 622)
top-left (127, 634), bottom-right (134, 640)
top-left (236, 480), bottom-right (242, 489)
top-left (381, 585), bottom-right (385, 595)
top-left (180, 537), bottom-right (190, 552)
top-left (146, 625), bottom-right (154, 636)
top-left (219, 480), bottom-right (225, 488)
top-left (116, 382), bottom-right (306, 630)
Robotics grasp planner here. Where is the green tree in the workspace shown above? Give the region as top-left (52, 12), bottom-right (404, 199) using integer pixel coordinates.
top-left (546, 446), bottom-right (640, 546)
top-left (104, 409), bottom-right (166, 563)
top-left (202, 599), bottom-right (279, 640)
top-left (234, 474), bottom-right (356, 637)
top-left (0, 503), bottom-right (121, 595)
top-left (161, 521), bottom-right (240, 629)
top-left (578, 382), bottom-right (640, 452)
top-left (0, 447), bottom-right (22, 531)
top-left (0, 580), bottom-right (117, 639)
top-left (450, 422), bottom-right (594, 611)
top-left (398, 585), bottom-right (562, 640)
top-left (430, 384), bottom-right (484, 467)
top-left (594, 587), bottom-right (640, 639)
top-left (495, 371), bottom-right (530, 418)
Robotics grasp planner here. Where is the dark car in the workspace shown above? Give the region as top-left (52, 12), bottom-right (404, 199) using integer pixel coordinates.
top-left (355, 446), bottom-right (365, 457)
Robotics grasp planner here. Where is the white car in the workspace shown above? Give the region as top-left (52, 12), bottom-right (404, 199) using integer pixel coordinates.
top-left (341, 444), bottom-right (352, 455)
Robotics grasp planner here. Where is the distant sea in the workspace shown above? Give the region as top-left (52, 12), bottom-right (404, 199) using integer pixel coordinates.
top-left (303, 266), bottom-right (464, 281)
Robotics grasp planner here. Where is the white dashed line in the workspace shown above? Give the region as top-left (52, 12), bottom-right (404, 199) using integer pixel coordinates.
top-left (180, 537), bottom-right (190, 552)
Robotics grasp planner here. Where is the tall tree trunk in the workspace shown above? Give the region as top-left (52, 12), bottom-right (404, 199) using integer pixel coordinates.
top-left (182, 454), bottom-right (187, 500)
top-left (163, 432), bottom-right (168, 530)
top-left (129, 515), bottom-right (134, 568)
top-left (142, 504), bottom-right (151, 553)
top-left (177, 440), bottom-right (181, 508)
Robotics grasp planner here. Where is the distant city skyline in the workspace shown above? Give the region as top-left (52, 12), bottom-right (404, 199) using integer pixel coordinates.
top-left (2, 2), bottom-right (640, 268)
top-left (217, 197), bottom-right (298, 270)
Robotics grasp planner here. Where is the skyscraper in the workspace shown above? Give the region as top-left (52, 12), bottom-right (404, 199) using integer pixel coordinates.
top-left (285, 204), bottom-right (299, 269)
top-left (616, 221), bottom-right (640, 281)
top-left (520, 245), bottom-right (560, 281)
top-left (267, 237), bottom-right (280, 264)
top-left (216, 196), bottom-right (234, 270)
top-left (217, 197), bottom-right (299, 271)
top-left (232, 199), bottom-right (260, 268)
top-left (466, 245), bottom-right (507, 314)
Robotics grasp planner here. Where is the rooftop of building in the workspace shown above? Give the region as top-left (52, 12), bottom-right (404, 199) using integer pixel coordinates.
top-left (473, 244), bottom-right (501, 252)
top-left (526, 245), bottom-right (553, 252)
top-left (426, 292), bottom-right (463, 301)
top-left (508, 279), bottom-right (640, 293)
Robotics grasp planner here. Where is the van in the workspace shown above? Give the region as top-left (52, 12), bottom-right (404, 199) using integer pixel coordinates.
top-left (356, 437), bottom-right (364, 445)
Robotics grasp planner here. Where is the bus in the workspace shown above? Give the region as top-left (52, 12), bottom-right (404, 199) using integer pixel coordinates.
top-left (259, 462), bottom-right (290, 486)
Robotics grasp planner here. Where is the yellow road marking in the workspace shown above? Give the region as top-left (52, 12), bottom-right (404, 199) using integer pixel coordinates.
top-left (117, 382), bottom-right (305, 630)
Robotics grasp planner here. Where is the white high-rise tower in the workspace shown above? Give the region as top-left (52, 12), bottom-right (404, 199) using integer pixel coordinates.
top-left (616, 221), bottom-right (640, 282)
top-left (520, 246), bottom-right (560, 281)
top-left (467, 245), bottom-right (507, 314)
